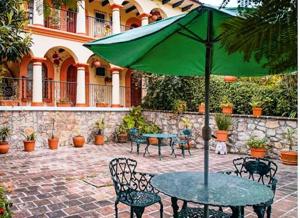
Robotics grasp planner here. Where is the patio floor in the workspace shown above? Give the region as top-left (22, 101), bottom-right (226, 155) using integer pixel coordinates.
top-left (0, 143), bottom-right (297, 218)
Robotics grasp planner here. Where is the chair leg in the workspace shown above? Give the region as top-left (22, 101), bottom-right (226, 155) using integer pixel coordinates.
top-left (130, 141), bottom-right (133, 153)
top-left (114, 201), bottom-right (119, 218)
top-left (130, 207), bottom-right (134, 218)
top-left (133, 206), bottom-right (145, 218)
top-left (182, 145), bottom-right (185, 158)
top-left (188, 147), bottom-right (191, 156)
top-left (253, 205), bottom-right (266, 218)
top-left (267, 205), bottom-right (272, 218)
top-left (137, 143), bottom-right (140, 154)
top-left (159, 201), bottom-right (164, 218)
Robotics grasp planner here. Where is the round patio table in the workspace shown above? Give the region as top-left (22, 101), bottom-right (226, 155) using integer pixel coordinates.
top-left (142, 133), bottom-right (177, 160)
top-left (151, 171), bottom-right (274, 218)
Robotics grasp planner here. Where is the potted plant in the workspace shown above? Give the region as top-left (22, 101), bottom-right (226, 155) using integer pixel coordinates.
top-left (57, 97), bottom-right (72, 107)
top-left (48, 119), bottom-right (59, 150)
top-left (172, 99), bottom-right (187, 115)
top-left (143, 123), bottom-right (160, 145)
top-left (198, 102), bottom-right (205, 114)
top-left (22, 128), bottom-right (36, 152)
top-left (214, 113), bottom-right (232, 142)
top-left (280, 128), bottom-right (297, 165)
top-left (250, 96), bottom-right (263, 117)
top-left (247, 136), bottom-right (268, 158)
top-left (95, 116), bottom-right (105, 145)
top-left (115, 125), bottom-right (128, 143)
top-left (0, 127), bottom-right (10, 154)
top-left (224, 76), bottom-right (237, 83)
top-left (73, 130), bottom-right (85, 148)
top-left (220, 96), bottom-right (233, 115)
top-left (0, 186), bottom-right (12, 217)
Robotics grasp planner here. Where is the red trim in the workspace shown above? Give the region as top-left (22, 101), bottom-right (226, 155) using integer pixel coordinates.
top-left (31, 57), bottom-right (47, 62)
top-left (31, 102), bottom-right (44, 106)
top-left (75, 103), bottom-right (88, 107)
top-left (111, 104), bottom-right (121, 108)
top-left (110, 67), bottom-right (122, 73)
top-left (110, 4), bottom-right (123, 9)
top-left (125, 70), bottom-right (132, 107)
top-left (74, 63), bottom-right (89, 68)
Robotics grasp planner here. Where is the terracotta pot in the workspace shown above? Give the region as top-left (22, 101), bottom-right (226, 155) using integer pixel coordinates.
top-left (24, 140), bottom-right (35, 152)
top-left (117, 133), bottom-right (128, 143)
top-left (0, 142), bottom-right (9, 154)
top-left (0, 100), bottom-right (19, 106)
top-left (149, 137), bottom-right (159, 145)
top-left (252, 107), bottom-right (262, 117)
top-left (198, 104), bottom-right (205, 114)
top-left (224, 76), bottom-right (237, 83)
top-left (57, 102), bottom-right (72, 107)
top-left (280, 151), bottom-right (298, 165)
top-left (215, 130), bottom-right (228, 142)
top-left (250, 148), bottom-right (267, 158)
top-left (95, 135), bottom-right (104, 145)
top-left (96, 102), bottom-right (109, 107)
top-left (222, 106), bottom-right (233, 115)
top-left (73, 136), bottom-right (85, 147)
top-left (48, 137), bottom-right (59, 150)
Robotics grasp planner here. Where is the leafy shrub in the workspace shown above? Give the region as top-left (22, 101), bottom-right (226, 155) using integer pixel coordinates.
top-left (0, 186), bottom-right (12, 218)
top-left (215, 113), bottom-right (232, 131)
top-left (247, 136), bottom-right (268, 149)
top-left (172, 100), bottom-right (187, 114)
top-left (142, 75), bottom-right (297, 117)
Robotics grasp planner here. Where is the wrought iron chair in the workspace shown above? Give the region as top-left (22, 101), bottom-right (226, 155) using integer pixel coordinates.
top-left (109, 158), bottom-right (163, 218)
top-left (174, 128), bottom-right (192, 157)
top-left (219, 157), bottom-right (278, 218)
top-left (129, 128), bottom-right (147, 154)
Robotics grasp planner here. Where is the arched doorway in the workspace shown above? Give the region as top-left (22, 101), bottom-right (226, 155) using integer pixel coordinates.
top-left (66, 65), bottom-right (77, 104)
top-left (130, 73), bottom-right (142, 106)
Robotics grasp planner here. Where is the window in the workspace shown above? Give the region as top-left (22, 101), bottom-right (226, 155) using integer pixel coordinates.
top-left (96, 67), bottom-right (106, 77)
top-left (95, 12), bottom-right (105, 23)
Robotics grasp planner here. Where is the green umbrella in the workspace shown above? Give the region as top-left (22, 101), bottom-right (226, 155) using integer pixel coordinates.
top-left (84, 5), bottom-right (273, 217)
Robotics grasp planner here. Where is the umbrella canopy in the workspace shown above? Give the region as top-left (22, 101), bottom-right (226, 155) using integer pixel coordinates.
top-left (84, 6), bottom-right (274, 217)
top-left (85, 5), bottom-right (269, 77)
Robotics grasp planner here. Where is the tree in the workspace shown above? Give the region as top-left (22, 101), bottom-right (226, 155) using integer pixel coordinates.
top-left (220, 0), bottom-right (297, 73)
top-left (0, 0), bottom-right (32, 64)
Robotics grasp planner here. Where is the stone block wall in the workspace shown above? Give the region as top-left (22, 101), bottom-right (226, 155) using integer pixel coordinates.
top-left (0, 110), bottom-right (128, 149)
top-left (142, 110), bottom-right (298, 158)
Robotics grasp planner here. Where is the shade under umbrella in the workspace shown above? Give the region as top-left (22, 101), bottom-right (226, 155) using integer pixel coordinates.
top-left (84, 5), bottom-right (274, 217)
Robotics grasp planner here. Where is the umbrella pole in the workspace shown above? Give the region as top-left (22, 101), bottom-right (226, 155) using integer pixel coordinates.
top-left (202, 9), bottom-right (213, 218)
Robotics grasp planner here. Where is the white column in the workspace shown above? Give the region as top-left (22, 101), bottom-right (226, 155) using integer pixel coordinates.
top-left (32, 58), bottom-right (45, 105)
top-left (33, 0), bottom-right (44, 26)
top-left (111, 68), bottom-right (120, 106)
top-left (76, 0), bottom-right (86, 34)
top-left (76, 65), bottom-right (86, 106)
top-left (111, 4), bottom-right (122, 34)
top-left (140, 13), bottom-right (150, 26)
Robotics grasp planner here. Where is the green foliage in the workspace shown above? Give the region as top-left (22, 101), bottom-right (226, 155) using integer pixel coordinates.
top-left (0, 186), bottom-right (12, 218)
top-left (220, 0), bottom-right (297, 73)
top-left (142, 75), bottom-right (297, 117)
top-left (180, 117), bottom-right (192, 129)
top-left (172, 100), bottom-right (187, 114)
top-left (284, 128), bottom-right (296, 151)
top-left (117, 106), bottom-right (160, 135)
top-left (22, 128), bottom-right (36, 141)
top-left (95, 116), bottom-right (105, 135)
top-left (0, 0), bottom-right (32, 63)
top-left (0, 127), bottom-right (10, 142)
top-left (215, 113), bottom-right (232, 131)
top-left (220, 96), bottom-right (233, 108)
top-left (246, 136), bottom-right (268, 149)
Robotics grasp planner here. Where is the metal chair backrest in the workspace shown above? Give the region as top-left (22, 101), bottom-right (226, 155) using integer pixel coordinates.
top-left (129, 128), bottom-right (139, 141)
top-left (233, 157), bottom-right (278, 185)
top-left (109, 158), bottom-right (137, 194)
top-left (181, 128), bottom-right (192, 138)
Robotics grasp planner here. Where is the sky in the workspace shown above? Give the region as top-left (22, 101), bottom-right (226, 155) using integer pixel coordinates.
top-left (199, 0), bottom-right (238, 7)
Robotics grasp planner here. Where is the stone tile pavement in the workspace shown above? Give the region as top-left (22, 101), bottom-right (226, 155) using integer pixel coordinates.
top-left (0, 143), bottom-right (297, 218)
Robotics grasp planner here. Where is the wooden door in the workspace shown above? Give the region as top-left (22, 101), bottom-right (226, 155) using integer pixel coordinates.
top-left (67, 65), bottom-right (77, 105)
top-left (130, 75), bottom-right (142, 106)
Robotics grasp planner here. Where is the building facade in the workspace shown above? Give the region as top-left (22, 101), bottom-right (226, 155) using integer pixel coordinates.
top-left (0, 0), bottom-right (199, 108)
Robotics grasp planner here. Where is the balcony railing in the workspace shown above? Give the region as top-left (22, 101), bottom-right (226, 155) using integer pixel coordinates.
top-left (44, 8), bottom-right (77, 33)
top-left (0, 78), bottom-right (128, 107)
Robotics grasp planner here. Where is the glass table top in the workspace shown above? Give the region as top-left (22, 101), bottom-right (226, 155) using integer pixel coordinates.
top-left (143, 133), bottom-right (177, 138)
top-left (151, 171), bottom-right (274, 207)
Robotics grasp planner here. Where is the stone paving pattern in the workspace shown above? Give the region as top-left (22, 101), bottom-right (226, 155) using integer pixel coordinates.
top-left (0, 143), bottom-right (297, 218)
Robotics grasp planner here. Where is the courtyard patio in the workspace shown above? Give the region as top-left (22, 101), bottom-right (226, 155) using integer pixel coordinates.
top-left (0, 143), bottom-right (297, 218)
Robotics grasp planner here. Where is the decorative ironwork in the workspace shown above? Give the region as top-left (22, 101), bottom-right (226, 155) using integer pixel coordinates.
top-left (178, 207), bottom-right (230, 218)
top-left (173, 128), bottom-right (193, 157)
top-left (109, 158), bottom-right (163, 218)
top-left (129, 128), bottom-right (147, 154)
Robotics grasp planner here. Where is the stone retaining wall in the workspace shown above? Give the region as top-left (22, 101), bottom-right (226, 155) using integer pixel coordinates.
top-left (142, 110), bottom-right (298, 158)
top-left (0, 110), bottom-right (128, 149)
top-left (0, 109), bottom-right (297, 158)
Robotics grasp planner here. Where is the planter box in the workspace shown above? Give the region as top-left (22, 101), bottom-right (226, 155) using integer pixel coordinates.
top-left (0, 100), bottom-right (19, 106)
top-left (57, 102), bottom-right (72, 107)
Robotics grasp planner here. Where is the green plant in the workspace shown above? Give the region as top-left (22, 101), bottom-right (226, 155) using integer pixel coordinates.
top-left (246, 136), bottom-right (268, 149)
top-left (0, 127), bottom-right (10, 142)
top-left (215, 113), bottom-right (232, 131)
top-left (172, 100), bottom-right (187, 114)
top-left (220, 96), bottom-right (233, 108)
top-left (22, 128), bottom-right (36, 141)
top-left (250, 95), bottom-right (263, 108)
top-left (284, 128), bottom-right (296, 151)
top-left (181, 117), bottom-right (192, 129)
top-left (95, 116), bottom-right (105, 135)
top-left (0, 186), bottom-right (12, 218)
